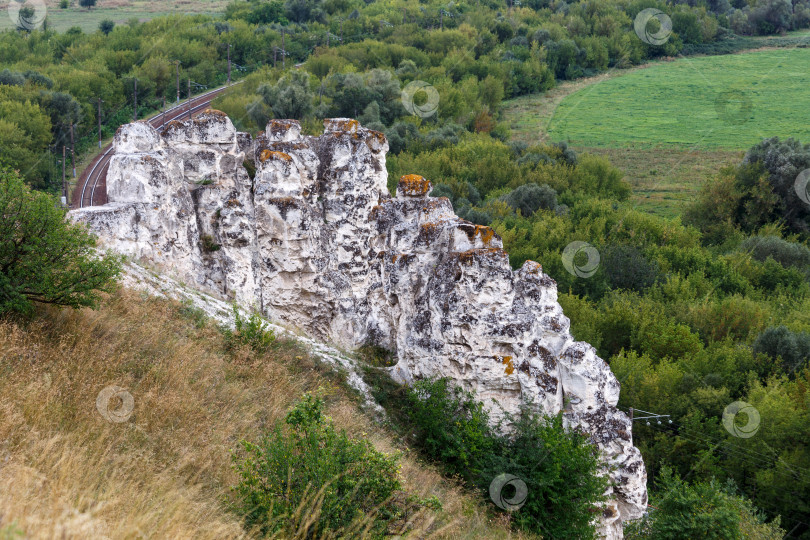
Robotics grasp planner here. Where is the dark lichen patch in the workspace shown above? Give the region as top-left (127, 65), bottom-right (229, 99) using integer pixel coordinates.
top-left (528, 341), bottom-right (558, 371)
top-left (397, 174), bottom-right (432, 197)
top-left (417, 221), bottom-right (443, 246)
top-left (268, 197), bottom-right (300, 220)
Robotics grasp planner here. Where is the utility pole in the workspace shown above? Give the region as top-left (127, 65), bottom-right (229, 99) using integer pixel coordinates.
top-left (97, 98), bottom-right (102, 149)
top-left (175, 60), bottom-right (181, 105)
top-left (187, 79), bottom-right (192, 119)
top-left (162, 97), bottom-right (166, 127)
top-left (326, 31), bottom-right (329, 48)
top-left (273, 47), bottom-right (277, 68)
top-left (69, 123), bottom-right (76, 178)
top-left (227, 43), bottom-right (231, 84)
top-left (62, 145), bottom-right (66, 204)
top-left (133, 78), bottom-right (138, 121)
top-left (281, 29), bottom-right (286, 68)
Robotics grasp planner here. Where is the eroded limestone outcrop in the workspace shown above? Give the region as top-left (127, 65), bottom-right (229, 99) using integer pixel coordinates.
top-left (71, 112), bottom-right (647, 538)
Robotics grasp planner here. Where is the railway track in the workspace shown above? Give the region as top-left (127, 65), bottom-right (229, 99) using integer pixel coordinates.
top-left (73, 84), bottom-right (239, 208)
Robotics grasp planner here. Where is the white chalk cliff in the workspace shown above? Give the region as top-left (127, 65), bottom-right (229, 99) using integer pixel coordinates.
top-left (71, 112), bottom-right (647, 538)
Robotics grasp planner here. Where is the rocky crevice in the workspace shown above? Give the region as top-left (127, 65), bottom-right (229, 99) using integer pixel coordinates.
top-left (72, 112), bottom-right (647, 539)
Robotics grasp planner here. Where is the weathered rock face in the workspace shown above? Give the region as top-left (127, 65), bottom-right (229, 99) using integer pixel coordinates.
top-left (72, 113), bottom-right (647, 538)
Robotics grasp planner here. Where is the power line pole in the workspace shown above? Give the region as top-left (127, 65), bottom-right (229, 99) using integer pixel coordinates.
top-left (187, 79), bottom-right (192, 119)
top-left (175, 60), bottom-right (181, 105)
top-left (133, 78), bottom-right (138, 121)
top-left (162, 97), bottom-right (166, 127)
top-left (69, 123), bottom-right (76, 178)
top-left (227, 43), bottom-right (231, 84)
top-left (273, 47), bottom-right (277, 68)
top-left (97, 98), bottom-right (102, 149)
top-left (62, 145), bottom-right (66, 204)
top-left (281, 29), bottom-right (286, 68)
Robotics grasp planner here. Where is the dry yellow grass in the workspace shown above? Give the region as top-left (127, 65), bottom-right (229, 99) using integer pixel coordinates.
top-left (0, 289), bottom-right (533, 539)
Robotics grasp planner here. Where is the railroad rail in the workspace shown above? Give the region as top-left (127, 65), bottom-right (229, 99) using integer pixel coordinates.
top-left (73, 83), bottom-right (240, 208)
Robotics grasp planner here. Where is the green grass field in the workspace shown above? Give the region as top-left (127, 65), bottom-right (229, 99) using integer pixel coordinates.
top-left (548, 48), bottom-right (810, 149)
top-left (0, 1), bottom-right (227, 32)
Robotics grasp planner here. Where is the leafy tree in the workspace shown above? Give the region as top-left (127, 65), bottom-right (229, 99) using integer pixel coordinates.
top-left (79, 0), bottom-right (97, 8)
top-left (0, 167), bottom-right (121, 315)
top-left (753, 325), bottom-right (810, 374)
top-left (99, 19), bottom-right (115, 35)
top-left (258, 70), bottom-right (314, 120)
top-left (504, 183), bottom-right (558, 216)
top-left (625, 468), bottom-right (784, 540)
top-left (602, 244), bottom-right (660, 292)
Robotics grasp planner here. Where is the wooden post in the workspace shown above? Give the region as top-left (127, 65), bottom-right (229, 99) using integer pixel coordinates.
top-left (69, 123), bottom-right (76, 178)
top-left (97, 98), bottom-right (102, 149)
top-left (133, 78), bottom-right (138, 121)
top-left (62, 145), bottom-right (66, 203)
top-left (175, 60), bottom-right (180, 104)
top-left (227, 43), bottom-right (231, 84)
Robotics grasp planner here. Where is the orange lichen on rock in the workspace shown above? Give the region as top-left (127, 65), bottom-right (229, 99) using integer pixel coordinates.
top-left (202, 108), bottom-right (228, 117)
top-left (455, 248), bottom-right (508, 266)
top-left (259, 149), bottom-right (293, 163)
top-left (325, 118), bottom-right (360, 133)
top-left (397, 174), bottom-right (432, 197)
top-left (365, 130), bottom-right (387, 149)
top-left (523, 260), bottom-right (543, 274)
top-left (498, 355), bottom-right (515, 376)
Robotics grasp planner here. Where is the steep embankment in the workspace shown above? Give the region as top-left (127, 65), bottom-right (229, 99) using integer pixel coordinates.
top-left (0, 281), bottom-right (524, 539)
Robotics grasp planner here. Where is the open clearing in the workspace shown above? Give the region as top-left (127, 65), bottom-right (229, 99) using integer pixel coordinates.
top-left (503, 48), bottom-right (810, 217)
top-left (0, 1), bottom-right (227, 32)
top-left (548, 48), bottom-right (810, 148)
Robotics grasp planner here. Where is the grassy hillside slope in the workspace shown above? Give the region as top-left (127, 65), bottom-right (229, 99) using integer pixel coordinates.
top-left (0, 289), bottom-right (525, 539)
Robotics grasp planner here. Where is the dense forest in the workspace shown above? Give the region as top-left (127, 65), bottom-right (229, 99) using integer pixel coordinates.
top-left (2, 0), bottom-right (810, 537)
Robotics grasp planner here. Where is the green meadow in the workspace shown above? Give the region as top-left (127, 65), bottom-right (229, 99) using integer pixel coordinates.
top-left (548, 48), bottom-right (810, 149)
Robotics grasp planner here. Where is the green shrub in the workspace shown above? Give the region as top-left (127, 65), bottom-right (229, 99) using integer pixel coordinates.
top-left (394, 377), bottom-right (606, 539)
top-left (229, 393), bottom-right (402, 537)
top-left (602, 244), bottom-right (660, 293)
top-left (200, 234), bottom-right (221, 253)
top-left (741, 235), bottom-right (810, 276)
top-left (223, 305), bottom-right (276, 353)
top-left (402, 378), bottom-right (496, 478)
top-left (478, 412), bottom-right (607, 539)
